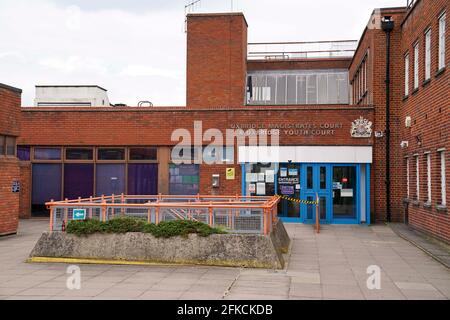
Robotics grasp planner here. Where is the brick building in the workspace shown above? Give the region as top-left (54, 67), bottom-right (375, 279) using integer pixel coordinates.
top-left (0, 83), bottom-right (21, 236)
top-left (3, 1), bottom-right (449, 241)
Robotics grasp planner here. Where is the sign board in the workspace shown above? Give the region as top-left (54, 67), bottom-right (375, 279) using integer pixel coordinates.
top-left (73, 209), bottom-right (87, 221)
top-left (11, 181), bottom-right (20, 193)
top-left (281, 185), bottom-right (295, 195)
top-left (226, 168), bottom-right (235, 180)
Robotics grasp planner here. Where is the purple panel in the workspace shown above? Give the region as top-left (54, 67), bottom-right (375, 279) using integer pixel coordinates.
top-left (32, 164), bottom-right (62, 204)
top-left (17, 146), bottom-right (30, 161)
top-left (128, 164), bottom-right (158, 195)
top-left (64, 164), bottom-right (94, 200)
top-left (96, 164), bottom-right (125, 196)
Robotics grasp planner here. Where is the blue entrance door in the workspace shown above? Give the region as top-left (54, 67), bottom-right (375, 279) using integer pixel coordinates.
top-left (300, 164), bottom-right (332, 224)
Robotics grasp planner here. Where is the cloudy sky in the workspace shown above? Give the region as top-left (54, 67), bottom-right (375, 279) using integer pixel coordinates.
top-left (0, 0), bottom-right (405, 106)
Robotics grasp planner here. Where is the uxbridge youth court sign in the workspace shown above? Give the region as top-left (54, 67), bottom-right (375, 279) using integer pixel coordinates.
top-left (230, 122), bottom-right (344, 136)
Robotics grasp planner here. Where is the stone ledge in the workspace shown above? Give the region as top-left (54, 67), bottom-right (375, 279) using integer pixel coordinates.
top-left (29, 222), bottom-right (290, 269)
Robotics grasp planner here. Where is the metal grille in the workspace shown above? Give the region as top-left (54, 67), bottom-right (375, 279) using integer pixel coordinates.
top-left (47, 194), bottom-right (279, 235)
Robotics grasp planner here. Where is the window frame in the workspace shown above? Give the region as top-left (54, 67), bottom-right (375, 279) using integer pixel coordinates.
top-left (32, 147), bottom-right (62, 162)
top-left (97, 147), bottom-right (126, 162)
top-left (64, 147), bottom-right (95, 162)
top-left (404, 52), bottom-right (410, 97)
top-left (413, 41), bottom-right (419, 89)
top-left (439, 150), bottom-right (447, 206)
top-left (406, 157), bottom-right (410, 199)
top-left (128, 147), bottom-right (158, 163)
top-left (426, 152), bottom-right (431, 204)
top-left (425, 28), bottom-right (432, 80)
top-left (438, 12), bottom-right (446, 71)
top-left (0, 135), bottom-right (5, 156)
top-left (415, 155), bottom-right (420, 201)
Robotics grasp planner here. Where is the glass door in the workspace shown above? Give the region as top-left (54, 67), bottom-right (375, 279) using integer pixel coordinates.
top-left (277, 163), bottom-right (301, 219)
top-left (301, 164), bottom-right (332, 223)
top-left (332, 165), bottom-right (358, 223)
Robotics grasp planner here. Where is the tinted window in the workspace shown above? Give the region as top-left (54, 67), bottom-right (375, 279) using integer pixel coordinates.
top-left (97, 148), bottom-right (125, 160)
top-left (34, 148), bottom-right (61, 160)
top-left (129, 147), bottom-right (157, 161)
top-left (17, 146), bottom-right (31, 161)
top-left (66, 148), bottom-right (93, 160)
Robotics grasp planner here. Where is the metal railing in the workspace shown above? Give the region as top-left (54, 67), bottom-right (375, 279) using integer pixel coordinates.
top-left (248, 40), bottom-right (358, 60)
top-left (45, 194), bottom-right (280, 235)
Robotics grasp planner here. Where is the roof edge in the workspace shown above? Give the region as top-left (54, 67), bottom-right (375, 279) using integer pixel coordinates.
top-left (0, 83), bottom-right (22, 94)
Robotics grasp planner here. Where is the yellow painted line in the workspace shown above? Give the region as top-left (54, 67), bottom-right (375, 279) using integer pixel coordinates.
top-left (27, 256), bottom-right (179, 267)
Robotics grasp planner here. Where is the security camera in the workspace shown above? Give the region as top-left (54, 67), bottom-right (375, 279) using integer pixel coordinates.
top-left (400, 141), bottom-right (409, 148)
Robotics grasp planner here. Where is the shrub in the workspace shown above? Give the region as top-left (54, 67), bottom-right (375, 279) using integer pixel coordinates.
top-left (66, 219), bottom-right (105, 236)
top-left (66, 217), bottom-right (226, 238)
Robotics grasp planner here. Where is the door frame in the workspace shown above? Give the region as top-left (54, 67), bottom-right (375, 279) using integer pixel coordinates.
top-left (241, 162), bottom-right (370, 225)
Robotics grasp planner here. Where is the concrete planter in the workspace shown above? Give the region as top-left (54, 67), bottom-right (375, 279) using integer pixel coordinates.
top-left (29, 221), bottom-right (290, 269)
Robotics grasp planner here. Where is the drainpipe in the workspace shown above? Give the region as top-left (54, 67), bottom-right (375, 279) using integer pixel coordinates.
top-left (381, 16), bottom-right (394, 222)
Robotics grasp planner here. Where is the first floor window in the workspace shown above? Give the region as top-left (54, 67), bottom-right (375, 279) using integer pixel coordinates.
top-left (439, 150), bottom-right (447, 206)
top-left (404, 53), bottom-right (410, 96)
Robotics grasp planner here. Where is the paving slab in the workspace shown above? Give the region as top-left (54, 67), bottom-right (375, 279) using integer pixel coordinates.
top-left (0, 220), bottom-right (449, 300)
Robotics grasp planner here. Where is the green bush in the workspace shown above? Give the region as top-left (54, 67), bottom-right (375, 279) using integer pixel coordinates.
top-left (66, 216), bottom-right (226, 238)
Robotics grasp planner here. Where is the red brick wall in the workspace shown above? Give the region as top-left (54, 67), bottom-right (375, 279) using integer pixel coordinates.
top-left (0, 84), bottom-right (21, 137)
top-left (19, 162), bottom-right (31, 219)
top-left (19, 106), bottom-right (374, 205)
top-left (400, 0), bottom-right (450, 243)
top-left (186, 13), bottom-right (247, 108)
top-left (349, 8), bottom-right (407, 223)
top-left (0, 84), bottom-right (21, 235)
top-left (248, 58), bottom-right (351, 72)
top-left (19, 106), bottom-right (373, 146)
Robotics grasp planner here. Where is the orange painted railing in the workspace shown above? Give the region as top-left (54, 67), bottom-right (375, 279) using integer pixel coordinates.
top-left (46, 194), bottom-right (280, 235)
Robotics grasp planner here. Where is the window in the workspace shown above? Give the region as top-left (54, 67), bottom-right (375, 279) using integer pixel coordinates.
top-left (426, 153), bottom-right (431, 204)
top-left (405, 53), bottom-right (410, 96)
top-left (425, 29), bottom-right (431, 80)
top-left (414, 43), bottom-right (419, 89)
top-left (246, 70), bottom-right (349, 105)
top-left (406, 157), bottom-right (410, 198)
top-left (34, 147), bottom-right (61, 160)
top-left (439, 12), bottom-right (446, 70)
top-left (17, 146), bottom-right (31, 161)
top-left (0, 136), bottom-right (4, 155)
top-left (416, 155), bottom-right (420, 201)
top-left (66, 148), bottom-right (93, 160)
top-left (203, 146), bottom-right (234, 164)
top-left (169, 164), bottom-right (199, 195)
top-left (439, 150), bottom-right (447, 206)
top-left (97, 148), bottom-right (125, 161)
top-left (129, 147), bottom-right (157, 161)
top-left (5, 136), bottom-right (16, 156)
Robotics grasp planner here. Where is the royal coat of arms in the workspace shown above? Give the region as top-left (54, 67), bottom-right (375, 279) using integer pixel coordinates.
top-left (351, 116), bottom-right (373, 138)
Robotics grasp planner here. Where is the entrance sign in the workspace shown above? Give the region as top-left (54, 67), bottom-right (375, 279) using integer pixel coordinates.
top-left (73, 209), bottom-right (87, 220)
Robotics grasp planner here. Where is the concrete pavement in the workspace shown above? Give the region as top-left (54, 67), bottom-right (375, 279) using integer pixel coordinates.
top-left (0, 219), bottom-right (449, 300)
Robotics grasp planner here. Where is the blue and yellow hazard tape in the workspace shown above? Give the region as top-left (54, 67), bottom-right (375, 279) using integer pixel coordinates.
top-left (275, 194), bottom-right (318, 205)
